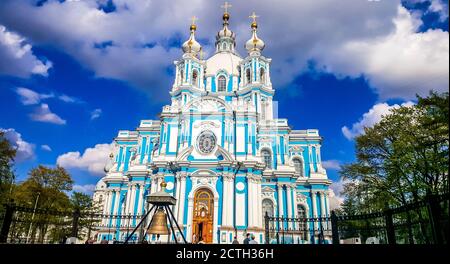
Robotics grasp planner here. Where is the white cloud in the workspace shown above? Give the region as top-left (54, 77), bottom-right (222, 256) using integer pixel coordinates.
top-left (15, 87), bottom-right (54, 105)
top-left (0, 128), bottom-right (35, 162)
top-left (90, 108), bottom-right (102, 120)
top-left (321, 6), bottom-right (449, 100)
top-left (329, 179), bottom-right (346, 210)
top-left (41, 144), bottom-right (52, 151)
top-left (322, 160), bottom-right (341, 170)
top-left (56, 143), bottom-right (114, 176)
top-left (58, 94), bottom-right (83, 104)
top-left (0, 25), bottom-right (52, 77)
top-left (29, 103), bottom-right (67, 125)
top-left (0, 1), bottom-right (446, 101)
top-left (15, 87), bottom-right (82, 106)
top-left (73, 184), bottom-right (96, 194)
top-left (342, 101), bottom-right (414, 140)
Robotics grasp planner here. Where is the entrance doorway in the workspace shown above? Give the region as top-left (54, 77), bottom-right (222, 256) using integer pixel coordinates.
top-left (192, 188), bottom-right (214, 243)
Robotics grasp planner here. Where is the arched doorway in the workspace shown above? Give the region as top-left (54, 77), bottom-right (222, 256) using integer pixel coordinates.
top-left (192, 188), bottom-right (214, 243)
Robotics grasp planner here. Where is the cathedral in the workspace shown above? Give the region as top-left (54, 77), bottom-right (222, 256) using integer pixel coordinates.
top-left (93, 6), bottom-right (332, 244)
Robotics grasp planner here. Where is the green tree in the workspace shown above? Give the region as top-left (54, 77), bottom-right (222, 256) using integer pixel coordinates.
top-left (0, 130), bottom-right (16, 203)
top-left (341, 91), bottom-right (448, 211)
top-left (12, 165), bottom-right (74, 243)
top-left (69, 192), bottom-right (101, 241)
top-left (339, 91), bottom-right (449, 243)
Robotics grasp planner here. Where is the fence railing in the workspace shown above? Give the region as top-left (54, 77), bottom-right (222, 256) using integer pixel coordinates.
top-left (263, 193), bottom-right (449, 244)
top-left (1, 193), bottom-right (448, 244)
top-left (330, 193), bottom-right (449, 244)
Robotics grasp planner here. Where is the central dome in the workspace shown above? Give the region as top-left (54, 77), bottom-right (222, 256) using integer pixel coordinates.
top-left (205, 52), bottom-right (242, 76)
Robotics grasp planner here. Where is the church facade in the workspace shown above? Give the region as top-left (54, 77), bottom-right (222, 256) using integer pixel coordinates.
top-left (93, 9), bottom-right (332, 244)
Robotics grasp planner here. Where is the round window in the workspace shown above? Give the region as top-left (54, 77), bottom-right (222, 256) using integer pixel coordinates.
top-left (197, 131), bottom-right (217, 154)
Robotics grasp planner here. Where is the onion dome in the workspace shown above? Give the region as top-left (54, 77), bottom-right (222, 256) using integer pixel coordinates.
top-left (245, 12), bottom-right (265, 55)
top-left (217, 12), bottom-right (236, 40)
top-left (182, 18), bottom-right (202, 55)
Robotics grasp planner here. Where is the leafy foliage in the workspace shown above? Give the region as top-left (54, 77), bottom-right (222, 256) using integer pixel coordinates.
top-left (340, 91), bottom-right (449, 213)
top-left (0, 131), bottom-right (16, 203)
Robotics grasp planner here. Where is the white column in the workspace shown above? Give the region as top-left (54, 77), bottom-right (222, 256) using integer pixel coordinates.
top-left (252, 179), bottom-right (258, 227)
top-left (286, 184), bottom-right (293, 228)
top-left (277, 184), bottom-right (284, 218)
top-left (125, 185), bottom-right (132, 215)
top-left (309, 146), bottom-right (314, 172)
top-left (177, 174), bottom-right (186, 225)
top-left (283, 135), bottom-right (289, 164)
top-left (226, 174), bottom-right (234, 227)
top-left (311, 191), bottom-right (318, 233)
top-left (256, 178), bottom-right (262, 228)
top-left (137, 184), bottom-right (144, 215)
top-left (247, 176), bottom-right (254, 227)
top-left (222, 175), bottom-right (229, 226)
top-left (129, 184), bottom-right (136, 216)
top-left (112, 190), bottom-right (119, 214)
top-left (213, 197), bottom-right (219, 243)
top-left (174, 175), bottom-right (181, 222)
top-left (325, 191), bottom-right (331, 217)
top-left (292, 186), bottom-right (298, 231)
top-left (325, 191), bottom-right (331, 232)
top-left (102, 190), bottom-right (111, 225)
top-left (320, 191), bottom-right (326, 218)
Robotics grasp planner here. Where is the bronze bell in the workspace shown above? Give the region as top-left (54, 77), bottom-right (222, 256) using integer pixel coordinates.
top-left (147, 208), bottom-right (170, 235)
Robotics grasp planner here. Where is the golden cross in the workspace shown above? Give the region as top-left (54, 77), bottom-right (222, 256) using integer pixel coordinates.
top-left (249, 11), bottom-right (259, 23)
top-left (190, 16), bottom-right (198, 25)
top-left (221, 2), bottom-right (232, 13)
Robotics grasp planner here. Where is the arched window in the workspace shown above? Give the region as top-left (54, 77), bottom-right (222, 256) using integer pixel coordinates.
top-left (218, 76), bottom-right (226, 92)
top-left (222, 42), bottom-right (227, 51)
top-left (99, 195), bottom-right (103, 204)
top-left (262, 199), bottom-right (274, 219)
top-left (260, 68), bottom-right (265, 83)
top-left (297, 205), bottom-right (307, 240)
top-left (246, 68), bottom-right (251, 84)
top-left (261, 149), bottom-right (272, 169)
top-left (180, 69), bottom-right (184, 84)
top-left (192, 70), bottom-right (198, 87)
top-left (293, 158), bottom-right (303, 177)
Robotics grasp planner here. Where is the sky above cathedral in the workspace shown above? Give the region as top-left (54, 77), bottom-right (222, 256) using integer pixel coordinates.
top-left (0, 0), bottom-right (448, 198)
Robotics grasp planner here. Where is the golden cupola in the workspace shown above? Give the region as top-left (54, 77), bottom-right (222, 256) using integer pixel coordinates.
top-left (245, 12), bottom-right (265, 55)
top-left (182, 17), bottom-right (202, 56)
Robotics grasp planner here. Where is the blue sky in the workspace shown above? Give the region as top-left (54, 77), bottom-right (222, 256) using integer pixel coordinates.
top-left (0, 0), bottom-right (448, 195)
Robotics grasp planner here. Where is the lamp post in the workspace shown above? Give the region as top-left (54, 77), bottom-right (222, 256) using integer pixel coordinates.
top-left (26, 192), bottom-right (40, 244)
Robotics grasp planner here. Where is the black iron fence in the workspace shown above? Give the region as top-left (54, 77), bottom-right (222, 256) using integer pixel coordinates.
top-left (264, 193), bottom-right (449, 244)
top-left (331, 193), bottom-right (449, 244)
top-left (1, 193), bottom-right (448, 244)
top-left (264, 214), bottom-right (332, 244)
top-left (0, 203), bottom-right (151, 244)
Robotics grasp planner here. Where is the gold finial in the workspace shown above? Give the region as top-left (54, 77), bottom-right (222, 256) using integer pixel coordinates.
top-left (221, 2), bottom-right (232, 21)
top-left (190, 16), bottom-right (198, 31)
top-left (249, 11), bottom-right (259, 29)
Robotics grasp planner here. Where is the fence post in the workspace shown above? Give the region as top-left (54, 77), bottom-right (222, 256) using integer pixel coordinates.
top-left (264, 212), bottom-right (269, 244)
top-left (384, 208), bottom-right (396, 244)
top-left (427, 194), bottom-right (443, 244)
top-left (0, 202), bottom-right (15, 243)
top-left (330, 211), bottom-right (339, 244)
top-left (71, 209), bottom-right (80, 239)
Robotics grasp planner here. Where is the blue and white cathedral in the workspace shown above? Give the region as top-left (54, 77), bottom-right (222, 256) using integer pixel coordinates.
top-left (93, 8), bottom-right (332, 244)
